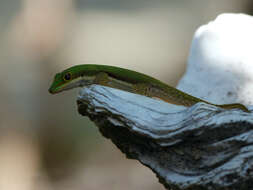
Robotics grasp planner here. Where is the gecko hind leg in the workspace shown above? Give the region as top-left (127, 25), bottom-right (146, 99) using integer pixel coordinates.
top-left (133, 83), bottom-right (154, 97)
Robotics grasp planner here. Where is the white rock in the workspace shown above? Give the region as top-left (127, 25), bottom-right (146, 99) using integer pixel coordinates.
top-left (178, 13), bottom-right (253, 105)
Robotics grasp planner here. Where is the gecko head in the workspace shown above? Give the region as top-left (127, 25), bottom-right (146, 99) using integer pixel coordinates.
top-left (48, 67), bottom-right (81, 94)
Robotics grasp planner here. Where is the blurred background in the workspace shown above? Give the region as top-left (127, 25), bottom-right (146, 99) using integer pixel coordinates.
top-left (0, 0), bottom-right (253, 189)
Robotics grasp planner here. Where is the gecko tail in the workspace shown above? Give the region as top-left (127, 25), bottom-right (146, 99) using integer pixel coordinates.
top-left (216, 103), bottom-right (250, 113)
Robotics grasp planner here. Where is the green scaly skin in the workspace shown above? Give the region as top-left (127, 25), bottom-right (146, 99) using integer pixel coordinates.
top-left (48, 64), bottom-right (250, 113)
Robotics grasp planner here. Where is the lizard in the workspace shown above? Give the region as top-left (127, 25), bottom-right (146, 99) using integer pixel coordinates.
top-left (48, 64), bottom-right (250, 112)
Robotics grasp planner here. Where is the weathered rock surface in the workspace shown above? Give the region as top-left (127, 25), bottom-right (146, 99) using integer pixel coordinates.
top-left (77, 85), bottom-right (253, 190)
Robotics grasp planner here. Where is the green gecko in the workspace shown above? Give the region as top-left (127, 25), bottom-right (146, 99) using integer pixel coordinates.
top-left (48, 64), bottom-right (250, 112)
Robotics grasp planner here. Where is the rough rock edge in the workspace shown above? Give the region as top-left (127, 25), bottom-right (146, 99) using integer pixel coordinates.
top-left (77, 85), bottom-right (253, 190)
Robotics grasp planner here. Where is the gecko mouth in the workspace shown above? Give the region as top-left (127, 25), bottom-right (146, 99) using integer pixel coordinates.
top-left (49, 76), bottom-right (95, 94)
top-left (48, 86), bottom-right (63, 94)
top-left (49, 83), bottom-right (75, 94)
top-left (48, 82), bottom-right (71, 94)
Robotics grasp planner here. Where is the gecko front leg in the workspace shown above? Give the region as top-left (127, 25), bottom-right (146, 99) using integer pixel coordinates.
top-left (93, 72), bottom-right (135, 93)
top-left (93, 72), bottom-right (110, 86)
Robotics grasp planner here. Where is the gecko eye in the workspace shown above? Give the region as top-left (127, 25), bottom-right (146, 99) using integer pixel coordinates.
top-left (63, 72), bottom-right (72, 81)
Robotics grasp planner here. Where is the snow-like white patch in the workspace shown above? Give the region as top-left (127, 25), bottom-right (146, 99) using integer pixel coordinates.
top-left (178, 13), bottom-right (253, 106)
